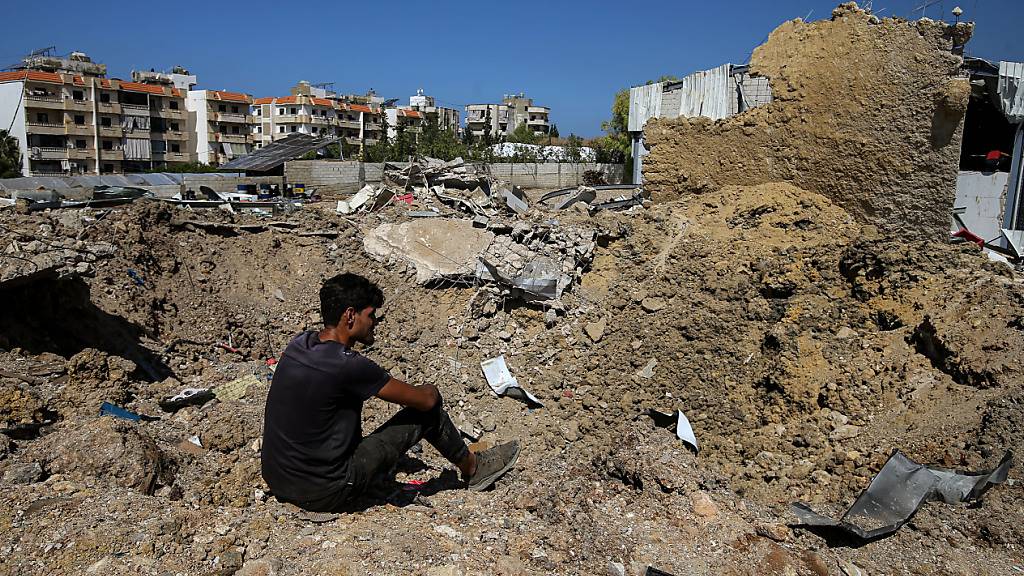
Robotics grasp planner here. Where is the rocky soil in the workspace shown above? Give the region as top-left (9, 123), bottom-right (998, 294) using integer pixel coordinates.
top-left (1, 177), bottom-right (1022, 575)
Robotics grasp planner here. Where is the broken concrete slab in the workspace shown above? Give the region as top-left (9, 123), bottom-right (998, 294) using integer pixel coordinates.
top-left (364, 219), bottom-right (495, 284)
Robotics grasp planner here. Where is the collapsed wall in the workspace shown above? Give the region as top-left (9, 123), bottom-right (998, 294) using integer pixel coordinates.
top-left (642, 3), bottom-right (974, 240)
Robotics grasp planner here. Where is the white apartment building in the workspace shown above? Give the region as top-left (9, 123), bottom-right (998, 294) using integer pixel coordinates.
top-left (186, 89), bottom-right (254, 165)
top-left (465, 93), bottom-right (550, 138)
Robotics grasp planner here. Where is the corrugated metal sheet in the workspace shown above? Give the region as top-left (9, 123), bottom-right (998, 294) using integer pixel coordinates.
top-left (998, 61), bottom-right (1024, 124)
top-left (671, 64), bottom-right (733, 120)
top-left (220, 134), bottom-right (339, 172)
top-left (0, 172), bottom-right (244, 192)
top-left (628, 83), bottom-right (663, 132)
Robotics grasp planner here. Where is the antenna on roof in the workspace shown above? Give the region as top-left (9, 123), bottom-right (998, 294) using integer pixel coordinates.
top-left (2, 45), bottom-right (57, 71)
top-left (912, 0), bottom-right (943, 19)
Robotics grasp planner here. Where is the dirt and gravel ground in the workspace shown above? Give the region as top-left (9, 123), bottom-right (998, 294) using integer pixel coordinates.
top-left (1, 177), bottom-right (1022, 575)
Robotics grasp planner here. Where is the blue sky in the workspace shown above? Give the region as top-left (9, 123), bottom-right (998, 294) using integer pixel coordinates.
top-left (2, 0), bottom-right (1021, 138)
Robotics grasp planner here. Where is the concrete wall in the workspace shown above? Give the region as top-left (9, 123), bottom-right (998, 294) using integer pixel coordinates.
top-left (0, 81), bottom-right (29, 176)
top-left (642, 6), bottom-right (974, 241)
top-left (953, 171), bottom-right (1009, 242)
top-left (285, 160), bottom-right (624, 194)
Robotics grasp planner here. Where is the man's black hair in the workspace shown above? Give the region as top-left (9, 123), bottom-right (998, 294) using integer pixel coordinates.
top-left (320, 273), bottom-right (384, 327)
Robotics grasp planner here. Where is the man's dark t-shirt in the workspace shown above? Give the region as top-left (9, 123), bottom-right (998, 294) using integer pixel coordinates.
top-left (261, 331), bottom-right (390, 502)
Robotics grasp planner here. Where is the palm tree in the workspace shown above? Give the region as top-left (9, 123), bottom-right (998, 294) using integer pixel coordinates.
top-left (0, 130), bottom-right (24, 178)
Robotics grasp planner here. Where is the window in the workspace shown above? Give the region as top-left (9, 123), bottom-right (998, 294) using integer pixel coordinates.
top-left (254, 108), bottom-right (261, 116)
top-left (278, 108), bottom-right (285, 115)
top-left (220, 125), bottom-right (228, 134)
top-left (171, 143), bottom-right (180, 153)
top-left (290, 107), bottom-right (297, 115)
top-left (231, 105), bottom-right (238, 113)
top-left (99, 93), bottom-right (110, 103)
top-left (231, 126), bottom-right (239, 134)
top-left (256, 126), bottom-right (262, 133)
top-left (170, 122), bottom-right (179, 131)
top-left (74, 115), bottom-right (85, 125)
top-left (76, 139), bottom-right (86, 149)
top-left (100, 117), bottom-right (111, 127)
top-left (35, 112), bottom-right (49, 124)
top-left (218, 104), bottom-right (226, 112)
top-left (290, 126), bottom-right (297, 133)
top-left (170, 101), bottom-right (178, 110)
top-left (278, 126), bottom-right (285, 133)
top-left (73, 90), bottom-right (84, 101)
top-left (102, 140), bottom-right (113, 150)
top-left (103, 163), bottom-right (114, 173)
top-left (312, 127), bottom-right (318, 134)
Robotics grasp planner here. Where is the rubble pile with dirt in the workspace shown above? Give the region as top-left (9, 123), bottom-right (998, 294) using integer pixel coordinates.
top-left (2, 6), bottom-right (1024, 576)
top-left (643, 3), bottom-right (974, 239)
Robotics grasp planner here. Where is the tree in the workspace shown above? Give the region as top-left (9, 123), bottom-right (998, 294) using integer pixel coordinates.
top-left (601, 76), bottom-right (678, 178)
top-left (0, 130), bottom-right (24, 178)
top-left (549, 124), bottom-right (559, 139)
top-left (506, 122), bottom-right (538, 145)
top-left (564, 134), bottom-right (584, 165)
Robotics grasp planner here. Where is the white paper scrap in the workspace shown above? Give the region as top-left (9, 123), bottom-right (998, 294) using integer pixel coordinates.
top-left (480, 355), bottom-right (543, 407)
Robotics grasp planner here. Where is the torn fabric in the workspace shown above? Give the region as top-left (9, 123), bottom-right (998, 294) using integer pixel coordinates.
top-left (790, 450), bottom-right (1013, 543)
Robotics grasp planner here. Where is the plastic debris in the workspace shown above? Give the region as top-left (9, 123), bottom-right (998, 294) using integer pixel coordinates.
top-left (644, 409), bottom-right (698, 453)
top-left (213, 374), bottom-right (262, 402)
top-left (480, 355), bottom-right (543, 408)
top-left (99, 401), bottom-right (156, 422)
top-left (159, 387), bottom-right (215, 412)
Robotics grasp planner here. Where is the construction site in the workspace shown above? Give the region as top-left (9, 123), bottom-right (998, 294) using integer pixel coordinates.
top-left (2, 4), bottom-right (1024, 575)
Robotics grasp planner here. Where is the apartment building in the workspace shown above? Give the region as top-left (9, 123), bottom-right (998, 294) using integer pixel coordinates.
top-left (186, 90), bottom-right (254, 165)
top-left (465, 93), bottom-right (550, 138)
top-left (384, 107), bottom-right (424, 141)
top-left (0, 53), bottom-right (193, 175)
top-left (252, 82), bottom-right (384, 155)
top-left (408, 89), bottom-right (461, 134)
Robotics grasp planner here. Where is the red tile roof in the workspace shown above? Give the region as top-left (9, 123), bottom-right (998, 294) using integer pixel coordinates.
top-left (349, 104), bottom-right (372, 114)
top-left (275, 95), bottom-right (298, 105)
top-left (73, 76), bottom-right (85, 86)
top-left (99, 79), bottom-right (112, 89)
top-left (0, 70), bottom-right (64, 84)
top-left (171, 88), bottom-right (182, 98)
top-left (401, 109), bottom-right (423, 118)
top-left (311, 97), bottom-right (333, 107)
top-left (211, 90), bottom-right (251, 103)
top-left (253, 97), bottom-right (276, 105)
top-left (120, 81), bottom-right (168, 95)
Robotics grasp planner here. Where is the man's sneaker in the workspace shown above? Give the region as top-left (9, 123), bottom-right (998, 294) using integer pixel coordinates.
top-left (467, 441), bottom-right (520, 491)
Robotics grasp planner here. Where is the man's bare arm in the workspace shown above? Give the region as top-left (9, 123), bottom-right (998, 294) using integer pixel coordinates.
top-left (376, 378), bottom-right (439, 411)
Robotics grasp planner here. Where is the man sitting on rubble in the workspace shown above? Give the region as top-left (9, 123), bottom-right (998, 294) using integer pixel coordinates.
top-left (261, 272), bottom-right (520, 512)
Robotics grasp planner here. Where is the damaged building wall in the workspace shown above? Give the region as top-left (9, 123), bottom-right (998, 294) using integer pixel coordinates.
top-left (642, 4), bottom-right (974, 239)
top-left (286, 160), bottom-right (624, 194)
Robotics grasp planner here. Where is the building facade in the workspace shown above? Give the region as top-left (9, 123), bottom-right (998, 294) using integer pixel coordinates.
top-left (251, 82), bottom-right (384, 156)
top-left (408, 89), bottom-right (460, 135)
top-left (186, 90), bottom-right (254, 165)
top-left (465, 93), bottom-right (549, 138)
top-left (0, 53), bottom-right (194, 176)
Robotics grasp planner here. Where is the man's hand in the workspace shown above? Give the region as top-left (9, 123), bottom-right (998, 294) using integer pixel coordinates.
top-left (376, 378), bottom-right (439, 411)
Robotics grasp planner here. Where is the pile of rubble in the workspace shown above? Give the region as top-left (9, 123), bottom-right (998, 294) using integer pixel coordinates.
top-left (1, 6), bottom-right (1023, 576)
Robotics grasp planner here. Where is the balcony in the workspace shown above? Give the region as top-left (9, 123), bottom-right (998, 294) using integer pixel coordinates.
top-left (64, 99), bottom-right (93, 111)
top-left (100, 150), bottom-right (125, 161)
top-left (211, 132), bottom-right (250, 144)
top-left (99, 125), bottom-right (123, 138)
top-left (212, 112), bottom-right (252, 123)
top-left (65, 123), bottom-right (93, 136)
top-left (25, 121), bottom-right (66, 135)
top-left (160, 130), bottom-right (187, 141)
top-left (97, 100), bottom-right (121, 114)
top-left (364, 122), bottom-right (382, 131)
top-left (527, 118), bottom-right (549, 126)
top-left (274, 114), bottom-right (308, 124)
top-left (24, 95), bottom-right (64, 109)
top-left (338, 119), bottom-right (361, 129)
top-left (121, 103), bottom-right (150, 114)
top-left (154, 151), bottom-right (190, 163)
top-left (152, 107), bottom-right (184, 119)
top-left (68, 147), bottom-right (94, 160)
top-left (310, 115), bottom-right (333, 125)
top-left (29, 147), bottom-right (68, 160)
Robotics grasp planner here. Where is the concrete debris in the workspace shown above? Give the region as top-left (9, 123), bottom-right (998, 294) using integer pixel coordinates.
top-left (363, 218), bottom-right (494, 284)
